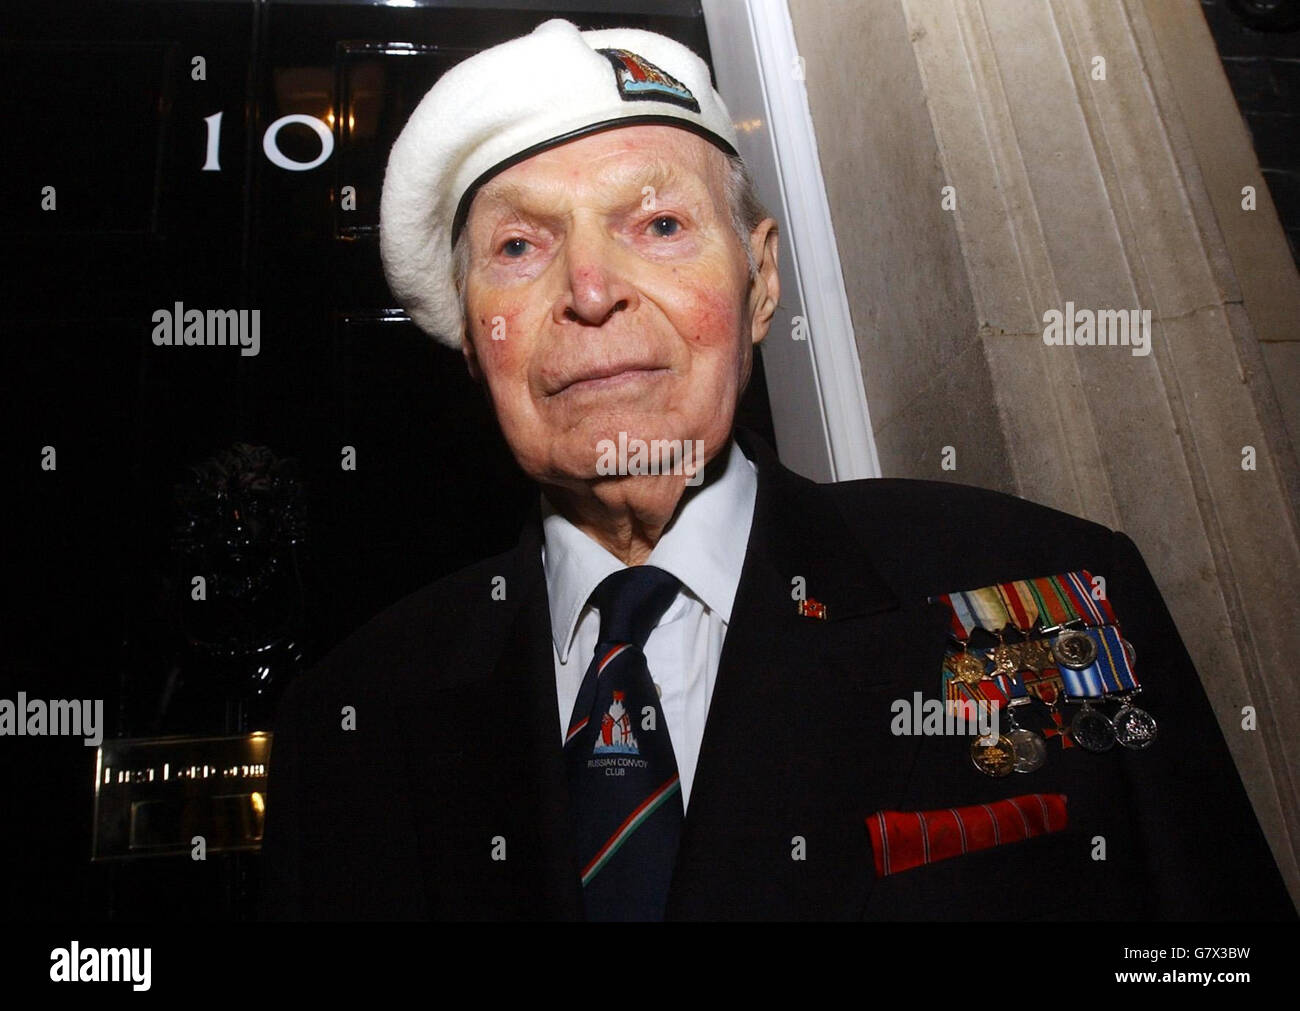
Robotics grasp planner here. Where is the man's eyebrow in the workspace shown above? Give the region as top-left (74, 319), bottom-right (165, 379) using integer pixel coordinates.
top-left (605, 159), bottom-right (707, 199)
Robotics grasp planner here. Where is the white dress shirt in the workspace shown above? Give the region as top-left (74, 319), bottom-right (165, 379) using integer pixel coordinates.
top-left (541, 438), bottom-right (758, 811)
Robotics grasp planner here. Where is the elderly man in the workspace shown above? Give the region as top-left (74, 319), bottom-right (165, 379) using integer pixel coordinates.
top-left (260, 20), bottom-right (1293, 921)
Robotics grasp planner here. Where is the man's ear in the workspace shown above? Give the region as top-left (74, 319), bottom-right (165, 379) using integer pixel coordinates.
top-left (747, 218), bottom-right (780, 345)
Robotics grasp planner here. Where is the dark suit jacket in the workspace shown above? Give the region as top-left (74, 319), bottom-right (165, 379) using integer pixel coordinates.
top-left (260, 428), bottom-right (1295, 920)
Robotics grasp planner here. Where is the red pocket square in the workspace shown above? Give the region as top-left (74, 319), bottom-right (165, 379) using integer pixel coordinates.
top-left (866, 793), bottom-right (1068, 877)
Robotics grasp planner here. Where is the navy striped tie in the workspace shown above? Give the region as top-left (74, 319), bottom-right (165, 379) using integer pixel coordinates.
top-left (564, 565), bottom-right (683, 921)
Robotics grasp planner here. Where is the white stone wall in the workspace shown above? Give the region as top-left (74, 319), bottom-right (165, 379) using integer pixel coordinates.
top-left (788, 0), bottom-right (1300, 904)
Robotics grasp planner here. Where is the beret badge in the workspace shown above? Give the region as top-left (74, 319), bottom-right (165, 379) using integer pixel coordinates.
top-left (598, 48), bottom-right (701, 112)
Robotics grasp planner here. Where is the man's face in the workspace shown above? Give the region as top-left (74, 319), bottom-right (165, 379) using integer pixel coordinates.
top-left (459, 124), bottom-right (776, 492)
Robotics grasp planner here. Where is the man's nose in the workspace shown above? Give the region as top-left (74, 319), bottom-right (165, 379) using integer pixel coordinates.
top-left (555, 217), bottom-right (639, 326)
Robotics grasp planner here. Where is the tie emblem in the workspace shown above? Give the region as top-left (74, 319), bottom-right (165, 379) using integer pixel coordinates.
top-left (596, 690), bottom-right (639, 754)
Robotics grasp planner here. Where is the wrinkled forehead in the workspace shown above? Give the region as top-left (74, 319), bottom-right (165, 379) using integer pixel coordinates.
top-left (461, 125), bottom-right (730, 237)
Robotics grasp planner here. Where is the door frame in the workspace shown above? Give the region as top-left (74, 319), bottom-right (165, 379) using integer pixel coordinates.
top-left (702, 0), bottom-right (879, 482)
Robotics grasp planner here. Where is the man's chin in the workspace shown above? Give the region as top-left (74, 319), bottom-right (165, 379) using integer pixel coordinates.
top-left (547, 432), bottom-right (713, 491)
top-left (551, 416), bottom-right (677, 447)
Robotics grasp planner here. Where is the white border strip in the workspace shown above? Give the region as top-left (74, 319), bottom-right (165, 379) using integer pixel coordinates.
top-left (704, 0), bottom-right (880, 480)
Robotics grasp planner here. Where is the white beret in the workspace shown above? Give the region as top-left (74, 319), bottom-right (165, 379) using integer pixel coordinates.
top-left (379, 18), bottom-right (740, 349)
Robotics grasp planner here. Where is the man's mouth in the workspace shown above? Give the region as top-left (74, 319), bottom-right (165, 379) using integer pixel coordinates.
top-left (546, 363), bottom-right (670, 396)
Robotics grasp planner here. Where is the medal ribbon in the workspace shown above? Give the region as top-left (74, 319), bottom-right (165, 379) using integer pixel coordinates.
top-left (966, 586), bottom-right (1010, 633)
top-left (935, 571), bottom-right (1114, 636)
top-left (990, 671), bottom-right (1028, 702)
top-left (993, 583), bottom-right (1040, 702)
top-left (1022, 570), bottom-right (1117, 628)
top-left (1025, 576), bottom-right (1073, 627)
top-left (937, 593), bottom-right (977, 640)
top-left (1058, 626), bottom-right (1140, 699)
top-left (998, 580), bottom-right (1039, 632)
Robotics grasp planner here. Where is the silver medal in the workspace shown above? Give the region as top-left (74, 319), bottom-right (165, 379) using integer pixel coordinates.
top-left (1052, 629), bottom-right (1097, 670)
top-left (1070, 701), bottom-right (1116, 753)
top-left (1113, 703), bottom-right (1157, 749)
top-left (1007, 728), bottom-right (1048, 773)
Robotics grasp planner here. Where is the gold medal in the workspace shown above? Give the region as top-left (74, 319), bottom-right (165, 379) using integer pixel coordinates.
top-left (990, 637), bottom-right (1021, 675)
top-left (989, 582), bottom-right (1052, 675)
top-left (1018, 637), bottom-right (1053, 673)
top-left (951, 650), bottom-right (987, 684)
top-left (969, 734), bottom-right (1016, 777)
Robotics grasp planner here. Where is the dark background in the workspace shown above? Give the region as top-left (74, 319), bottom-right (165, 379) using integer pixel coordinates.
top-left (2, 0), bottom-right (774, 920)
top-left (1204, 0), bottom-right (1300, 268)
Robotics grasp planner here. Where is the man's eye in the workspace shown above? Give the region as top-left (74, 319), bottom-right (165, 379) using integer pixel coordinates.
top-left (500, 237), bottom-right (530, 257)
top-left (649, 216), bottom-right (680, 237)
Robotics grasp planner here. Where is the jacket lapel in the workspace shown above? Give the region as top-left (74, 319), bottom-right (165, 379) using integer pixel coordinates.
top-left (666, 429), bottom-right (949, 919)
top-left (482, 533), bottom-right (586, 919)
top-left (395, 507), bottom-right (584, 919)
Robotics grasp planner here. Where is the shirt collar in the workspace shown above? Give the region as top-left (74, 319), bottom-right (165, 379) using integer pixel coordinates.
top-left (541, 438), bottom-right (758, 664)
